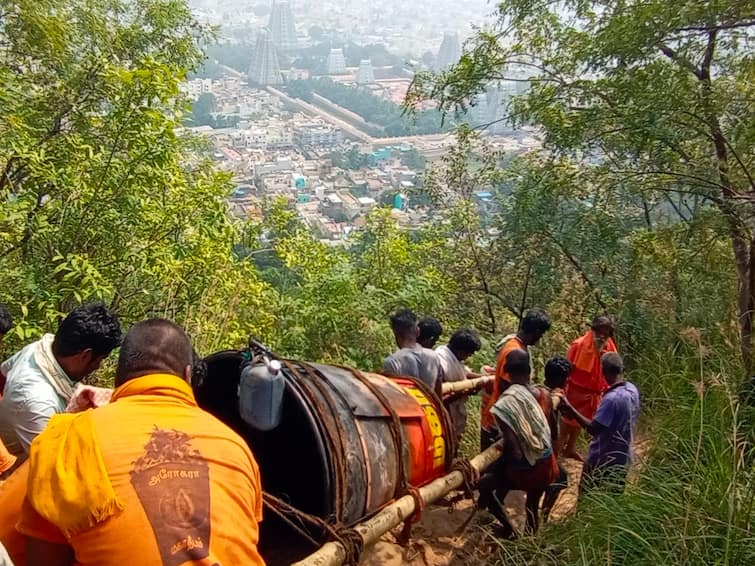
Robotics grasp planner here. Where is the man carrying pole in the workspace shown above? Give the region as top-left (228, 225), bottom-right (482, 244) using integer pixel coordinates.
top-left (477, 349), bottom-right (559, 537)
top-left (480, 309), bottom-right (551, 449)
top-left (436, 328), bottom-right (482, 449)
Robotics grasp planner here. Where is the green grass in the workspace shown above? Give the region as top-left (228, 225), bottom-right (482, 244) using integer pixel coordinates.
top-left (482, 346), bottom-right (755, 566)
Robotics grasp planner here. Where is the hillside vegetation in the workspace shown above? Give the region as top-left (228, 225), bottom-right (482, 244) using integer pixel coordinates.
top-left (408, 1), bottom-right (755, 563)
top-left (0, 1), bottom-right (753, 564)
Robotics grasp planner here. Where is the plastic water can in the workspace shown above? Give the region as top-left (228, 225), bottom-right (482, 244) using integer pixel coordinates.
top-left (239, 359), bottom-right (285, 430)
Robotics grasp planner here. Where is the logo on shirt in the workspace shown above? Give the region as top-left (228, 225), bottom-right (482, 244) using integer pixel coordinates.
top-left (130, 427), bottom-right (217, 566)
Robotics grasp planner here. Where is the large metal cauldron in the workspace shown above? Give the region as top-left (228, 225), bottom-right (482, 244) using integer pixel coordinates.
top-left (194, 349), bottom-right (453, 564)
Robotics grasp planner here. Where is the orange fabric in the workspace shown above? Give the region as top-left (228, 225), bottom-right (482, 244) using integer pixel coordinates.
top-left (481, 337), bottom-right (526, 431)
top-left (0, 461), bottom-right (28, 566)
top-left (563, 331), bottom-right (617, 426)
top-left (18, 373), bottom-right (265, 566)
top-left (0, 438), bottom-right (15, 475)
top-left (26, 410), bottom-right (125, 539)
top-left (562, 382), bottom-right (604, 425)
top-left (566, 332), bottom-right (617, 392)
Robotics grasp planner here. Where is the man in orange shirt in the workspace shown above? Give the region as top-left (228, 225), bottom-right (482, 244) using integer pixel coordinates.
top-left (480, 309), bottom-right (551, 449)
top-left (19, 318), bottom-right (265, 566)
top-left (558, 315), bottom-right (618, 461)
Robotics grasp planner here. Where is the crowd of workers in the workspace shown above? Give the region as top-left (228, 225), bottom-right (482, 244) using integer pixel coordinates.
top-left (0, 300), bottom-right (639, 565)
top-left (382, 308), bottom-right (640, 538)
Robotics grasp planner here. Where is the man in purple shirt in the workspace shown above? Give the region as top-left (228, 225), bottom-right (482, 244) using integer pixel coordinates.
top-left (560, 351), bottom-right (640, 495)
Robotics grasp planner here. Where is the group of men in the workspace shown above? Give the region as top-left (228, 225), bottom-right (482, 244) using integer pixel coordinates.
top-left (0, 299), bottom-right (641, 564)
top-left (382, 309), bottom-right (484, 446)
top-left (382, 307), bottom-right (640, 537)
top-left (0, 303), bottom-right (265, 566)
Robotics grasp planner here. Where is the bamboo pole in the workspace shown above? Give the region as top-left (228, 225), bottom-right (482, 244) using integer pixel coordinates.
top-left (292, 440), bottom-right (504, 566)
top-left (440, 375), bottom-right (494, 396)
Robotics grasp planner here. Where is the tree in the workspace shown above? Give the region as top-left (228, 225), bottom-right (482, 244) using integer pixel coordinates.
top-left (286, 80), bottom-right (314, 102)
top-left (0, 0), bottom-right (272, 348)
top-left (408, 1), bottom-right (755, 368)
top-left (399, 148), bottom-right (426, 171)
top-left (345, 146), bottom-right (370, 170)
top-left (308, 25), bottom-right (325, 42)
top-left (189, 92), bottom-right (217, 126)
top-left (291, 78), bottom-right (450, 137)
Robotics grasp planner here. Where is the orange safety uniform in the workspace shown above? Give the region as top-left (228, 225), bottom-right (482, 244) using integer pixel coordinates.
top-left (18, 374), bottom-right (265, 566)
top-left (480, 336), bottom-right (526, 433)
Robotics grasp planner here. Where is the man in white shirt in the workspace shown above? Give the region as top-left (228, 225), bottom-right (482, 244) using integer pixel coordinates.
top-left (382, 309), bottom-right (443, 395)
top-left (0, 303), bottom-right (121, 460)
top-left (436, 328), bottom-right (482, 447)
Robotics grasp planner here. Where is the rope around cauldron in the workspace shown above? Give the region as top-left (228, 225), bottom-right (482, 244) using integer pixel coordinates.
top-left (291, 440), bottom-right (505, 566)
top-left (244, 337), bottom-right (484, 565)
top-left (263, 492), bottom-right (365, 566)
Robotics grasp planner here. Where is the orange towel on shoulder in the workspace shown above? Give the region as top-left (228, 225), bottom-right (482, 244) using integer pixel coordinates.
top-left (27, 411), bottom-right (124, 538)
top-left (564, 331), bottom-right (618, 424)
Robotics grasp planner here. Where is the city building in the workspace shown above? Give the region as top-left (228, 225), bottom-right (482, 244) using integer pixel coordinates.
top-left (327, 48), bottom-right (347, 75)
top-left (249, 29), bottom-right (283, 86)
top-left (356, 59), bottom-right (375, 85)
top-left (294, 123), bottom-right (344, 148)
top-left (284, 68), bottom-right (310, 81)
top-left (180, 78), bottom-right (213, 101)
top-left (436, 32), bottom-right (461, 71)
top-left (268, 1), bottom-right (298, 52)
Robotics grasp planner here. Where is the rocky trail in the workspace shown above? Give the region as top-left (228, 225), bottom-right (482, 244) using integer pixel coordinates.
top-left (362, 432), bottom-right (652, 566)
top-left (360, 457), bottom-right (582, 566)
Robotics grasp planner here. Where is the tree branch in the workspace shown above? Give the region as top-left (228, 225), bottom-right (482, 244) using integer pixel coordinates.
top-left (658, 43), bottom-right (703, 79)
top-left (542, 231), bottom-right (608, 310)
top-left (700, 29), bottom-right (717, 76)
top-left (674, 20), bottom-right (755, 32)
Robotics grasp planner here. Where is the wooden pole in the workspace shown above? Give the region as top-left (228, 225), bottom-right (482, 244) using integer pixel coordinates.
top-left (292, 441), bottom-right (504, 566)
top-left (440, 375), bottom-right (494, 396)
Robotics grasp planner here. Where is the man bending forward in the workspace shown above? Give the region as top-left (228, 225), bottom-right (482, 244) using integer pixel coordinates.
top-left (20, 319), bottom-right (265, 566)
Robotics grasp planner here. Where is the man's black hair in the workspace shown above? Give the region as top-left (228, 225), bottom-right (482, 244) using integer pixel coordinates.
top-left (601, 352), bottom-right (624, 376)
top-left (115, 318), bottom-right (192, 386)
top-left (52, 302), bottom-right (122, 357)
top-left (390, 308), bottom-right (418, 337)
top-left (504, 349), bottom-right (531, 379)
top-left (520, 308), bottom-right (551, 335)
top-left (591, 315), bottom-right (615, 336)
top-left (418, 317), bottom-right (443, 344)
top-left (0, 303), bottom-right (12, 334)
top-left (448, 328), bottom-right (481, 355)
top-left (544, 355), bottom-right (572, 388)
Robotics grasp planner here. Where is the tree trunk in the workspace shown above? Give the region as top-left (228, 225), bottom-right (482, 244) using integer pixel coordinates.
top-left (694, 30), bottom-right (753, 372)
top-left (731, 230), bottom-right (753, 372)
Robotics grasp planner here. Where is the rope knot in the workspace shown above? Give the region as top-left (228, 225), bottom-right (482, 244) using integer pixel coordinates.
top-left (334, 526), bottom-right (364, 566)
top-left (451, 457), bottom-right (480, 497)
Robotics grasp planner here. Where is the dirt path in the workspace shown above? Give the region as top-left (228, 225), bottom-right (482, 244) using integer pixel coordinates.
top-left (360, 458), bottom-right (584, 566)
top-left (360, 432), bottom-right (653, 566)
